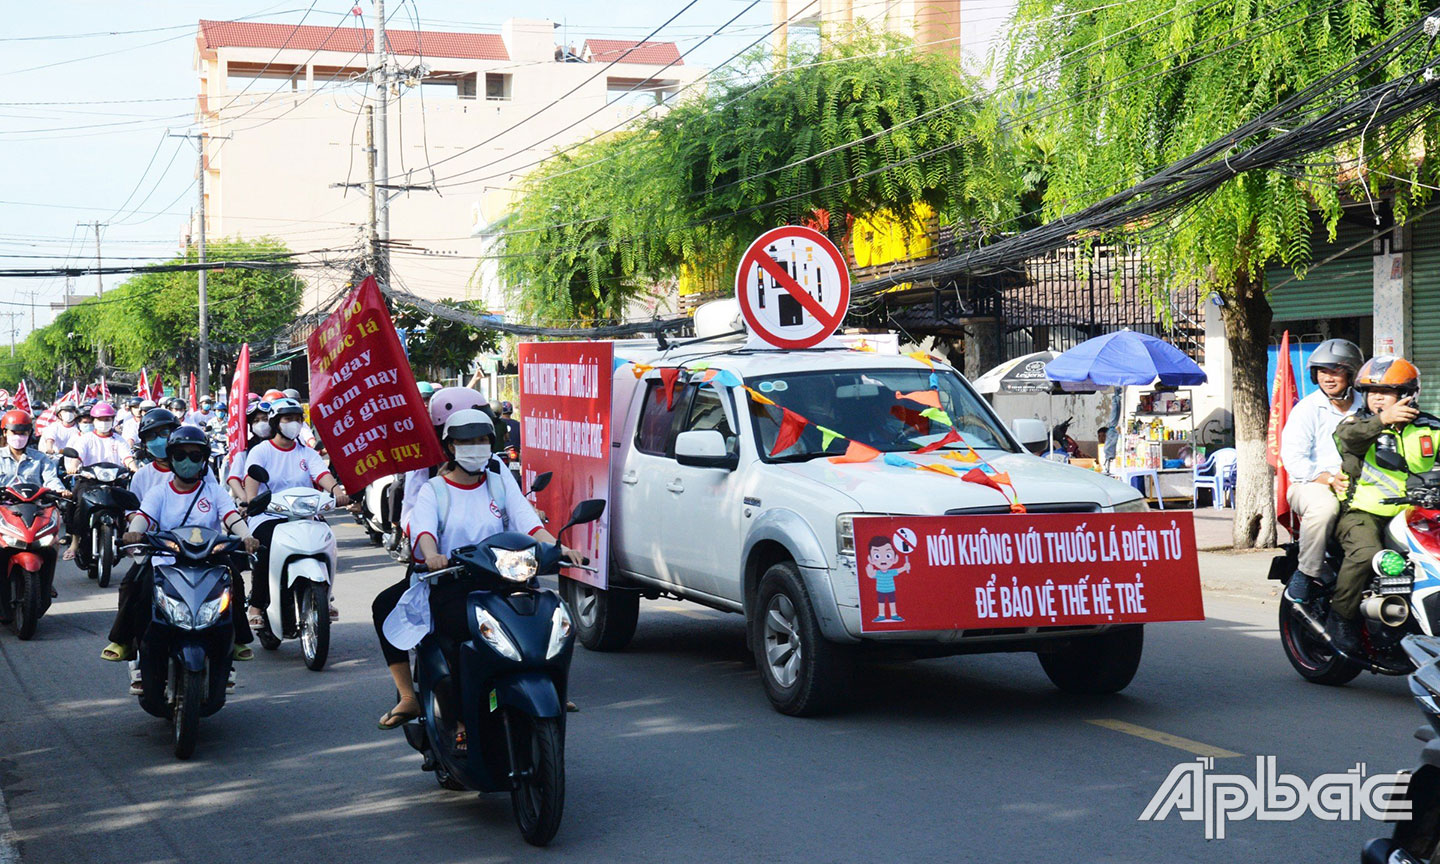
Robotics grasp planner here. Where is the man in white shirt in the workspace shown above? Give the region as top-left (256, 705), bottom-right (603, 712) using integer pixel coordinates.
top-left (1279, 338), bottom-right (1364, 602)
top-left (41, 400), bottom-right (81, 456)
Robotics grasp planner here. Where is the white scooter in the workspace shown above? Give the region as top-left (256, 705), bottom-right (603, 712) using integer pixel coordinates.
top-left (357, 472), bottom-right (398, 549)
top-left (247, 466), bottom-right (337, 671)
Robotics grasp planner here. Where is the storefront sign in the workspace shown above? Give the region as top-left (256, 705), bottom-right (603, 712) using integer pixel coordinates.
top-left (853, 512), bottom-right (1204, 632)
top-left (307, 276), bottom-right (441, 490)
top-left (518, 341), bottom-right (613, 589)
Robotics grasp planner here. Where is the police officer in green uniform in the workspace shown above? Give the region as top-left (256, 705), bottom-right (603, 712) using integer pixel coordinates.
top-left (1331, 355), bottom-right (1440, 654)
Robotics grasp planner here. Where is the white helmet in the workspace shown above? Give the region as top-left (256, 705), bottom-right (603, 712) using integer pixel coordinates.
top-left (138, 399), bottom-right (157, 410)
top-left (441, 408), bottom-right (494, 443)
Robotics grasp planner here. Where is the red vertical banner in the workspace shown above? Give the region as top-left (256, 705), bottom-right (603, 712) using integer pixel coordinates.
top-left (307, 276), bottom-right (442, 490)
top-left (137, 368), bottom-right (149, 403)
top-left (227, 344), bottom-right (250, 458)
top-left (1268, 330), bottom-right (1298, 533)
top-left (517, 341), bottom-right (613, 589)
top-left (150, 374), bottom-right (164, 402)
top-left (189, 372), bottom-right (198, 413)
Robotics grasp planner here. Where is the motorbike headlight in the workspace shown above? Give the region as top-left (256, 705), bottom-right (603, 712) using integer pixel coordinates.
top-left (836, 514), bottom-right (857, 560)
top-left (0, 523), bottom-right (28, 547)
top-left (546, 604), bottom-right (573, 659)
top-left (154, 584), bottom-right (194, 629)
top-left (473, 606), bottom-right (521, 661)
top-left (37, 533), bottom-right (55, 547)
top-left (94, 467), bottom-right (118, 482)
top-left (493, 548), bottom-right (538, 583)
top-left (1112, 497), bottom-right (1149, 513)
top-left (194, 587), bottom-right (231, 629)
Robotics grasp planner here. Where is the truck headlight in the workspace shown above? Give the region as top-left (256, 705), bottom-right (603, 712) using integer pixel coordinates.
top-left (546, 604), bottom-right (573, 659)
top-left (1112, 497), bottom-right (1149, 513)
top-left (836, 514), bottom-right (857, 559)
top-left (473, 606), bottom-right (521, 661)
top-left (154, 584), bottom-right (193, 629)
top-left (494, 548), bottom-right (538, 583)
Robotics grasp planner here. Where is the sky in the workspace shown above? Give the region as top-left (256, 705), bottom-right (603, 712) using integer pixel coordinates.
top-left (0, 0), bottom-right (1017, 344)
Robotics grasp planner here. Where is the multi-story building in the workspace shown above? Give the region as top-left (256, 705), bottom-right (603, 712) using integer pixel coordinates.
top-left (193, 17), bottom-right (703, 312)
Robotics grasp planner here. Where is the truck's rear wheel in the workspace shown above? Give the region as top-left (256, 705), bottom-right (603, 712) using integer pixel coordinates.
top-left (753, 562), bottom-right (851, 717)
top-left (1038, 625), bottom-right (1144, 694)
top-left (563, 577), bottom-right (638, 652)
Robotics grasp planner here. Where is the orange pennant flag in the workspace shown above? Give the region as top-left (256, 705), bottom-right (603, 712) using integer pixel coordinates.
top-left (828, 440), bottom-right (881, 464)
top-left (896, 389), bottom-right (942, 410)
top-left (991, 472), bottom-right (1012, 487)
top-left (746, 387), bottom-right (776, 406)
top-left (943, 450), bottom-right (981, 463)
top-left (631, 363), bottom-right (654, 379)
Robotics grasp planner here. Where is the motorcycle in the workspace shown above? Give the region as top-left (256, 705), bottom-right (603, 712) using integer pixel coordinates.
top-left (1362, 635), bottom-right (1440, 863)
top-left (0, 484), bottom-right (65, 640)
top-left (125, 516), bottom-right (257, 760)
top-left (401, 497), bottom-right (604, 847)
top-left (1274, 474), bottom-right (1440, 684)
top-left (357, 472), bottom-right (399, 549)
top-left (208, 421), bottom-right (228, 476)
top-left (246, 465), bottom-right (336, 671)
top-left (64, 449), bottom-right (134, 589)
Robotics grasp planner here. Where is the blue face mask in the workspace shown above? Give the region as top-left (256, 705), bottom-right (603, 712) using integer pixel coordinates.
top-left (171, 454), bottom-right (206, 481)
top-left (145, 438), bottom-right (168, 460)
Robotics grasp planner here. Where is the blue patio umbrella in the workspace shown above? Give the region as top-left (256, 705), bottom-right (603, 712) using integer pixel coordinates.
top-left (1045, 330), bottom-right (1207, 388)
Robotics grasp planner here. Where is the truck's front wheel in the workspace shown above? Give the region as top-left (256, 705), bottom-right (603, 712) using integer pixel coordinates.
top-left (563, 577), bottom-right (638, 652)
top-left (1037, 625), bottom-right (1144, 694)
top-left (753, 562), bottom-right (851, 717)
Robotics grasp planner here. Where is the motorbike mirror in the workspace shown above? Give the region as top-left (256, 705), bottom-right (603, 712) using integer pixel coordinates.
top-left (562, 498), bottom-right (606, 533)
top-left (245, 491), bottom-right (272, 516)
top-left (246, 464), bottom-right (269, 484)
top-left (112, 488), bottom-right (140, 511)
top-left (530, 471), bottom-right (552, 494)
top-left (61, 447), bottom-right (79, 460)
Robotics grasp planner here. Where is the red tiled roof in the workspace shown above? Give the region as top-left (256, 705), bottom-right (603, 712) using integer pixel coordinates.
top-left (198, 19), bottom-right (509, 61)
top-left (583, 39), bottom-right (683, 66)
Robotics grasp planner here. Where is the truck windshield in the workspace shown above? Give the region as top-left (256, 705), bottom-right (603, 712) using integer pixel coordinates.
top-left (748, 367), bottom-right (1017, 461)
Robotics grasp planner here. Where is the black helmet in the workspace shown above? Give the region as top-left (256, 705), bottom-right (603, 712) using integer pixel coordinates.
top-left (1307, 338), bottom-right (1364, 385)
top-left (138, 408), bottom-right (180, 441)
top-left (166, 424), bottom-right (210, 451)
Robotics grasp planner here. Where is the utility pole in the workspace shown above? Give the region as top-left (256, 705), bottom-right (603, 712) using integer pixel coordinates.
top-left (365, 105), bottom-right (380, 277)
top-left (0, 312), bottom-right (23, 358)
top-left (171, 131), bottom-right (230, 397)
top-left (77, 220), bottom-right (106, 367)
top-left (373, 0), bottom-right (390, 281)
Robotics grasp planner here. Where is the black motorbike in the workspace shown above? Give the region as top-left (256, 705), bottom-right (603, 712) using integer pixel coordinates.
top-left (125, 510), bottom-right (261, 760)
top-left (402, 497), bottom-right (604, 847)
top-left (64, 449), bottom-right (133, 588)
top-left (1362, 635), bottom-right (1440, 863)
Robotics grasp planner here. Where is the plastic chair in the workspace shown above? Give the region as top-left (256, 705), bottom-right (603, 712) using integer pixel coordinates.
top-left (1193, 447), bottom-right (1238, 508)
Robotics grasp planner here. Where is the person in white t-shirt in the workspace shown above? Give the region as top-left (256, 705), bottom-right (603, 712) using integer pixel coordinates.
top-left (40, 400), bottom-right (81, 456)
top-left (101, 425), bottom-right (258, 663)
top-left (64, 402), bottom-right (138, 562)
top-left (185, 395), bottom-right (217, 427)
top-left (371, 409), bottom-right (581, 736)
top-left (242, 397), bottom-right (349, 627)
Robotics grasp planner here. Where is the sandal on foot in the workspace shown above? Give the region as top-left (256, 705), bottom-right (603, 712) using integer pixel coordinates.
top-left (247, 611), bottom-right (265, 629)
top-left (378, 704), bottom-right (421, 730)
top-left (101, 642), bottom-right (133, 662)
top-left (453, 729), bottom-right (468, 755)
top-left (231, 645), bottom-right (254, 662)
top-left (328, 603), bottom-right (339, 622)
top-left (62, 549), bottom-right (76, 561)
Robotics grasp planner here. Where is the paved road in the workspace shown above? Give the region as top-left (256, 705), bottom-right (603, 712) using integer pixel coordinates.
top-left (0, 522), bottom-right (1423, 863)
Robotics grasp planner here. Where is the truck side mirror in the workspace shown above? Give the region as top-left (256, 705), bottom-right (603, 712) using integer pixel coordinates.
top-left (1011, 418), bottom-right (1049, 454)
top-left (675, 430), bottom-right (737, 470)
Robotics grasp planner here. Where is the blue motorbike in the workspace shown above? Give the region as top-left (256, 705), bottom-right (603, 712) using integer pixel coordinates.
top-left (403, 497), bottom-right (604, 847)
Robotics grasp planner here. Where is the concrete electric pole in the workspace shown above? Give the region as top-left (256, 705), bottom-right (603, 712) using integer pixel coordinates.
top-left (77, 220), bottom-right (106, 367)
top-left (171, 131), bottom-right (230, 397)
top-left (373, 0), bottom-right (390, 280)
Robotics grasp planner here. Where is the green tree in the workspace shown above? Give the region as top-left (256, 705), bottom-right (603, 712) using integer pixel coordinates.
top-left (998, 0), bottom-right (1439, 548)
top-left (497, 33), bottom-right (1017, 321)
top-left (392, 299), bottom-right (501, 379)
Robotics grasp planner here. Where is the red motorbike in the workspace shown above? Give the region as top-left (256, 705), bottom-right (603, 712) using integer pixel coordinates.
top-left (0, 484), bottom-right (64, 640)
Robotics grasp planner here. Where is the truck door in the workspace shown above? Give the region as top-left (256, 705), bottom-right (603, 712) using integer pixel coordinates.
top-left (661, 383), bottom-right (745, 601)
top-left (612, 381), bottom-right (685, 587)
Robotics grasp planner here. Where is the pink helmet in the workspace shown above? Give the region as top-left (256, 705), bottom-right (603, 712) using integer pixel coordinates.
top-left (91, 402), bottom-right (117, 419)
top-left (428, 386), bottom-right (488, 428)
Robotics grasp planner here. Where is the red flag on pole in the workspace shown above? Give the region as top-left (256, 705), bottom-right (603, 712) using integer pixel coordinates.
top-left (13, 381), bottom-right (30, 414)
top-left (1268, 330), bottom-right (1300, 534)
top-left (227, 345), bottom-right (250, 458)
top-left (150, 374), bottom-right (164, 402)
top-left (189, 372), bottom-right (198, 415)
top-left (137, 368), bottom-right (149, 403)
top-left (98, 376), bottom-right (110, 402)
top-left (82, 383), bottom-right (97, 402)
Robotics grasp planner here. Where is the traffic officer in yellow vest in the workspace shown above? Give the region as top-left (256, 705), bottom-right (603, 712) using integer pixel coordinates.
top-left (1330, 355), bottom-right (1440, 654)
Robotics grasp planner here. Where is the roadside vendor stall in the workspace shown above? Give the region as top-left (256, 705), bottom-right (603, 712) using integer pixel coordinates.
top-left (1045, 330), bottom-right (1207, 508)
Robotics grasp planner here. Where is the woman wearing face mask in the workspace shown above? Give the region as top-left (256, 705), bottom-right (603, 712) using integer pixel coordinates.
top-left (103, 425), bottom-right (258, 664)
top-left (224, 398), bottom-right (272, 503)
top-left (77, 403), bottom-right (96, 437)
top-left (392, 387), bottom-right (489, 559)
top-left (371, 409), bottom-right (582, 738)
top-left (64, 402), bottom-right (137, 562)
top-left (40, 400), bottom-right (81, 456)
top-left (242, 398), bottom-right (349, 627)
top-left (0, 410), bottom-right (66, 494)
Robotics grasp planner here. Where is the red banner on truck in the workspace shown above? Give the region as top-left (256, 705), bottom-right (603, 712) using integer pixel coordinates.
top-left (307, 276), bottom-right (441, 490)
top-left (518, 341), bottom-right (613, 589)
top-left (852, 513), bottom-right (1204, 632)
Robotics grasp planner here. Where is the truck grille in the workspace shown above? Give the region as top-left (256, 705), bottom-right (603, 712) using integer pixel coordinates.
top-left (945, 502), bottom-right (1102, 516)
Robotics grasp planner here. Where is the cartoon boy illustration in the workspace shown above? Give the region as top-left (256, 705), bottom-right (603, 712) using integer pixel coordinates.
top-left (866, 536), bottom-right (911, 623)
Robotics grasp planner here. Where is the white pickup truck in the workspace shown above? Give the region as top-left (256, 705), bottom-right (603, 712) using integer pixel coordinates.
top-left (561, 329), bottom-right (1152, 716)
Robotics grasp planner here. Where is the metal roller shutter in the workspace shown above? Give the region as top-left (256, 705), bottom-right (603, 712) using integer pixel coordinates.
top-left (1266, 219), bottom-right (1375, 322)
top-left (1411, 215), bottom-right (1440, 415)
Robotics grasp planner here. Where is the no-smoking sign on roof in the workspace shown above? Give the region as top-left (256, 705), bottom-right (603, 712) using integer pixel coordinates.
top-left (735, 225), bottom-right (851, 350)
